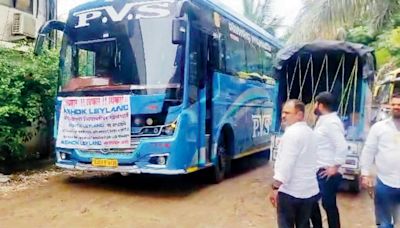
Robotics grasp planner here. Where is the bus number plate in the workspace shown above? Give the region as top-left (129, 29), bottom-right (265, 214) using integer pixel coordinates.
top-left (92, 158), bottom-right (118, 168)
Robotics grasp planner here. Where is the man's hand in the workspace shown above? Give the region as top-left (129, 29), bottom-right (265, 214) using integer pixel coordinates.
top-left (319, 166), bottom-right (339, 178)
top-left (269, 189), bottom-right (279, 208)
top-left (361, 175), bottom-right (374, 188)
top-left (361, 175), bottom-right (374, 199)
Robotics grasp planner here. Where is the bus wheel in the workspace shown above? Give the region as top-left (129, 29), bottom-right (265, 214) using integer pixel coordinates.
top-left (212, 135), bottom-right (231, 184)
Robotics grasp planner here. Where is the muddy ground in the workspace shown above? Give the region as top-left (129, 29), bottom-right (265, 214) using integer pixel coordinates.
top-left (0, 153), bottom-right (375, 228)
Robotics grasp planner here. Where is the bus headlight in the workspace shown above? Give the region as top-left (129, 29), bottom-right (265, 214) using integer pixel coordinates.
top-left (58, 150), bottom-right (72, 160)
top-left (134, 117), bottom-right (143, 126)
top-left (157, 156), bottom-right (167, 166)
top-left (149, 154), bottom-right (169, 166)
top-left (163, 126), bottom-right (174, 136)
top-left (146, 118), bottom-right (154, 126)
top-left (162, 122), bottom-right (176, 136)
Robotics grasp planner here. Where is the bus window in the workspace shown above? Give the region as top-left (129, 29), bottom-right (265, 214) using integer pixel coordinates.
top-left (220, 36), bottom-right (227, 72)
top-left (80, 50), bottom-right (95, 77)
top-left (246, 42), bottom-right (260, 75)
top-left (15, 0), bottom-right (33, 13)
top-left (60, 12), bottom-right (183, 94)
top-left (225, 33), bottom-right (246, 76)
top-left (376, 83), bottom-right (391, 105)
top-left (188, 26), bottom-right (202, 104)
top-left (394, 81), bottom-right (400, 95)
top-left (208, 35), bottom-right (221, 72)
top-left (262, 50), bottom-right (273, 76)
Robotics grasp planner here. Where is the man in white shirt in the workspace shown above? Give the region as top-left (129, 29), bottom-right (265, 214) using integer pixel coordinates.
top-left (310, 92), bottom-right (347, 228)
top-left (361, 95), bottom-right (400, 228)
top-left (270, 99), bottom-right (319, 228)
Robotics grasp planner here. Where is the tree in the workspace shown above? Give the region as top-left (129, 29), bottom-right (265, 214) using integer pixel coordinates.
top-left (242, 0), bottom-right (281, 34)
top-left (288, 0), bottom-right (400, 43)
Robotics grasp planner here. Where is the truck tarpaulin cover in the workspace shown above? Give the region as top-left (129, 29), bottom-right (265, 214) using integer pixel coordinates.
top-left (274, 40), bottom-right (375, 81)
top-left (272, 40), bottom-right (376, 136)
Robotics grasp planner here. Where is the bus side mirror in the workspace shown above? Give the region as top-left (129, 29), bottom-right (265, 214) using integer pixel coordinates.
top-left (34, 34), bottom-right (46, 56)
top-left (172, 18), bottom-right (186, 45)
top-left (34, 20), bottom-right (66, 55)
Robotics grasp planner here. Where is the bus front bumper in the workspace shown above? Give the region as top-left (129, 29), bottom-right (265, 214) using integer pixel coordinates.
top-left (56, 162), bottom-right (186, 175)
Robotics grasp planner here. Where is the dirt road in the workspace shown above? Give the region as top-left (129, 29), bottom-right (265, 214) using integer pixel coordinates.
top-left (0, 154), bottom-right (376, 228)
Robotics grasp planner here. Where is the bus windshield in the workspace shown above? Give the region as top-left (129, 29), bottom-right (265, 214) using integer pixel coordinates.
top-left (375, 83), bottom-right (392, 105)
top-left (59, 17), bottom-right (184, 95)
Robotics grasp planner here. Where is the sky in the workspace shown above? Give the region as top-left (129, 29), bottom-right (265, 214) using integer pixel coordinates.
top-left (58, 0), bottom-right (303, 36)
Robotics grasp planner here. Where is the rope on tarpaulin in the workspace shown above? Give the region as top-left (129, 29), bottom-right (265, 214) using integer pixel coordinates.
top-left (282, 53), bottom-right (359, 127)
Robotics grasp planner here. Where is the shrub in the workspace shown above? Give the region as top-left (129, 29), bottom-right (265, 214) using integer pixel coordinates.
top-left (0, 45), bottom-right (58, 161)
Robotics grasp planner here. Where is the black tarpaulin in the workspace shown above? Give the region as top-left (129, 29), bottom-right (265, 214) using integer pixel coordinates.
top-left (274, 40), bottom-right (375, 80)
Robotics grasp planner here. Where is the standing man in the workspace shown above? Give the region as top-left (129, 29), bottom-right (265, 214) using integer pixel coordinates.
top-left (361, 94), bottom-right (400, 228)
top-left (311, 92), bottom-right (347, 228)
top-left (270, 99), bottom-right (319, 228)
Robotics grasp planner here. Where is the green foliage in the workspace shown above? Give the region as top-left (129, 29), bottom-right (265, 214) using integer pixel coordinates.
top-left (242, 0), bottom-right (281, 33)
top-left (367, 27), bottom-right (400, 68)
top-left (389, 27), bottom-right (400, 47)
top-left (391, 11), bottom-right (400, 27)
top-left (0, 45), bottom-right (58, 161)
top-left (346, 26), bottom-right (376, 45)
top-left (375, 48), bottom-right (393, 68)
top-left (289, 0), bottom-right (400, 42)
top-left (287, 0), bottom-right (400, 71)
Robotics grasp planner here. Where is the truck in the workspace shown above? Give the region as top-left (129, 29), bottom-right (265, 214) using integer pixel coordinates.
top-left (271, 40), bottom-right (376, 192)
top-left (373, 69), bottom-right (400, 122)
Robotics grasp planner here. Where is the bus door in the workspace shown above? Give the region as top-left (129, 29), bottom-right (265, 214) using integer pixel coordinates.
top-left (188, 23), bottom-right (209, 167)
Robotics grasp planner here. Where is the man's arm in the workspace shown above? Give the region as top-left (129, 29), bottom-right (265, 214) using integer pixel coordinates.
top-left (269, 179), bottom-right (282, 208)
top-left (330, 121), bottom-right (348, 166)
top-left (360, 124), bottom-right (379, 176)
top-left (273, 130), bottom-right (300, 185)
top-left (270, 130), bottom-right (300, 207)
top-left (360, 124), bottom-right (379, 190)
top-left (319, 121), bottom-right (347, 178)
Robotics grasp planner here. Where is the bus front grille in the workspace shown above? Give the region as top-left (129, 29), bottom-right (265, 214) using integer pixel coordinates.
top-left (80, 138), bottom-right (141, 155)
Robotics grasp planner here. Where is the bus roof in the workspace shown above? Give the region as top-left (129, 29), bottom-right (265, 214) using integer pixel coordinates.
top-left (198, 0), bottom-right (283, 49)
top-left (69, 0), bottom-right (283, 49)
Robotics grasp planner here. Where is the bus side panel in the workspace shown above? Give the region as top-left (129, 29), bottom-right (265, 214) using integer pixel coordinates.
top-left (166, 110), bottom-right (200, 170)
top-left (212, 73), bottom-right (274, 160)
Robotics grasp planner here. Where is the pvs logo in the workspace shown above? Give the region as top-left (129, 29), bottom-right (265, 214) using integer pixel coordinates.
top-left (252, 114), bottom-right (271, 138)
top-left (73, 0), bottom-right (174, 28)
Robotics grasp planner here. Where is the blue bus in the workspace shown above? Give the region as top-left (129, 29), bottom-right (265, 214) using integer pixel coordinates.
top-left (35, 0), bottom-right (282, 182)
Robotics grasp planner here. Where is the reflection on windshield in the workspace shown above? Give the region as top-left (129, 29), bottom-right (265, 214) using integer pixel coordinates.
top-left (59, 17), bottom-right (183, 96)
top-left (376, 84), bottom-right (391, 105)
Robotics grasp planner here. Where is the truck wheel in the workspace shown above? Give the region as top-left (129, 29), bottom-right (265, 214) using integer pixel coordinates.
top-left (211, 135), bottom-right (231, 184)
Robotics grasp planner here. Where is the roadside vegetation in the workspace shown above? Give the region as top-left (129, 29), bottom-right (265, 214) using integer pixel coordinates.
top-left (288, 0), bottom-right (400, 78)
top-left (0, 44), bottom-right (58, 162)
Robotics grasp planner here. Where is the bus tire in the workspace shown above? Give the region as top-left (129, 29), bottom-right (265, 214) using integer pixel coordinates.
top-left (211, 135), bottom-right (231, 184)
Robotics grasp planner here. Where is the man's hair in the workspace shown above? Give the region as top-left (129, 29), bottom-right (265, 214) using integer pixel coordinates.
top-left (286, 99), bottom-right (305, 113)
top-left (315, 91), bottom-right (337, 111)
top-left (392, 93), bottom-right (400, 99)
